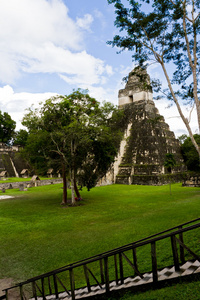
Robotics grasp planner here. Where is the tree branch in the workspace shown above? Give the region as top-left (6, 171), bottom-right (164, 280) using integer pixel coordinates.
top-left (161, 61), bottom-right (200, 155)
top-left (188, 101), bottom-right (195, 123)
top-left (50, 133), bottom-right (68, 164)
top-left (140, 24), bottom-right (163, 63)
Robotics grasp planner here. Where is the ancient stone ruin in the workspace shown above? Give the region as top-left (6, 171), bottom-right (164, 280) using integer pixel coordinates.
top-left (100, 67), bottom-right (186, 185)
top-left (0, 68), bottom-right (186, 186)
top-left (0, 143), bottom-right (28, 178)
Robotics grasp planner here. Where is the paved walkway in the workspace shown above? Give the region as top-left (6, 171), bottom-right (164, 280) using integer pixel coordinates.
top-left (0, 195), bottom-right (14, 200)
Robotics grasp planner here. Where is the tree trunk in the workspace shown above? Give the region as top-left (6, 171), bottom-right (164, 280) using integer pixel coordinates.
top-left (161, 61), bottom-right (200, 157)
top-left (71, 167), bottom-right (76, 205)
top-left (71, 139), bottom-right (76, 205)
top-left (74, 177), bottom-right (81, 199)
top-left (182, 3), bottom-right (200, 133)
top-left (169, 182), bottom-right (172, 196)
top-left (61, 163), bottom-right (67, 205)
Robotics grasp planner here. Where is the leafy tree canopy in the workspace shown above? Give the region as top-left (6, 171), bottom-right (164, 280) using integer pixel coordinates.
top-left (178, 134), bottom-right (188, 144)
top-left (13, 129), bottom-right (29, 147)
top-left (0, 111), bottom-right (16, 144)
top-left (181, 134), bottom-right (200, 172)
top-left (22, 89), bottom-right (123, 204)
top-left (108, 0), bottom-right (200, 156)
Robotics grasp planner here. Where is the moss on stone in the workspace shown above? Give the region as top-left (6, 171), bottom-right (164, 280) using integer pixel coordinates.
top-left (115, 100), bottom-right (186, 184)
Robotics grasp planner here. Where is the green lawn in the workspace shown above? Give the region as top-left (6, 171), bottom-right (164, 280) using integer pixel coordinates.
top-left (0, 177), bottom-right (55, 183)
top-left (0, 183), bottom-right (200, 299)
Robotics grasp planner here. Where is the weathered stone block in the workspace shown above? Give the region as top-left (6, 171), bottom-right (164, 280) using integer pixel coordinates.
top-left (19, 184), bottom-right (24, 191)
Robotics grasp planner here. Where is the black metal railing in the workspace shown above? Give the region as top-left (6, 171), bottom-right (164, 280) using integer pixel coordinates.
top-left (3, 218), bottom-right (200, 300)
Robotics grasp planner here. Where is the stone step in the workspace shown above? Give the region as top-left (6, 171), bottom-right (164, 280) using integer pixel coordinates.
top-left (30, 260), bottom-right (200, 300)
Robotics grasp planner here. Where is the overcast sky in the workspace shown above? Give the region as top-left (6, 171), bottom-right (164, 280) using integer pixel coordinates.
top-left (0, 0), bottom-right (198, 137)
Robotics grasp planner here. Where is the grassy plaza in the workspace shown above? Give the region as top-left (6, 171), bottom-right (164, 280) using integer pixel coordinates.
top-left (0, 182), bottom-right (200, 299)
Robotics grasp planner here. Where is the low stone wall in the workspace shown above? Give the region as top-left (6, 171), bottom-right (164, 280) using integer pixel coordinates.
top-left (131, 174), bottom-right (186, 185)
top-left (115, 173), bottom-right (187, 185)
top-left (0, 178), bottom-right (63, 190)
top-left (182, 174), bottom-right (200, 187)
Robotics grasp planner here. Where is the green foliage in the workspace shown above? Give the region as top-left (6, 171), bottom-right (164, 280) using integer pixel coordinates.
top-left (0, 110), bottom-right (16, 144)
top-left (181, 134), bottom-right (200, 172)
top-left (147, 115), bottom-right (164, 126)
top-left (164, 153), bottom-right (176, 173)
top-left (22, 89), bottom-right (122, 191)
top-left (178, 134), bottom-right (188, 144)
top-left (107, 0), bottom-right (200, 157)
top-left (21, 130), bottom-right (52, 175)
top-left (13, 129), bottom-right (28, 146)
top-left (107, 0), bottom-right (200, 91)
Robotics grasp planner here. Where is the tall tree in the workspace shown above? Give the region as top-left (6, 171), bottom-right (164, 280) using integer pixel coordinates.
top-left (22, 90), bottom-right (122, 205)
top-left (107, 0), bottom-right (200, 156)
top-left (0, 111), bottom-right (16, 144)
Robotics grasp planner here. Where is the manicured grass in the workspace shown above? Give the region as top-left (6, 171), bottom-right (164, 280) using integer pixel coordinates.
top-left (0, 183), bottom-right (200, 299)
top-left (0, 177), bottom-right (55, 183)
top-left (106, 280), bottom-right (200, 300)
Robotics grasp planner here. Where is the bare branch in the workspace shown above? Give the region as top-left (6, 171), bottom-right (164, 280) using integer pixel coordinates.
top-left (50, 133), bottom-right (68, 164)
top-left (183, 2), bottom-right (193, 70)
top-left (194, 12), bottom-right (200, 21)
top-left (140, 24), bottom-right (163, 63)
top-left (188, 101), bottom-right (195, 123)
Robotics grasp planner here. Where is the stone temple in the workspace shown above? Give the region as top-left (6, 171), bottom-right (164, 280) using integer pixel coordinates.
top-left (0, 143), bottom-right (28, 178)
top-left (100, 67), bottom-right (186, 185)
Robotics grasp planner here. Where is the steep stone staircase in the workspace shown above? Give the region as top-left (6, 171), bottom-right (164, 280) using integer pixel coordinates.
top-left (2, 218), bottom-right (200, 300)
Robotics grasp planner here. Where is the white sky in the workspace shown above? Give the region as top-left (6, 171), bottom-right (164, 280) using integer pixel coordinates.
top-left (0, 0), bottom-right (198, 137)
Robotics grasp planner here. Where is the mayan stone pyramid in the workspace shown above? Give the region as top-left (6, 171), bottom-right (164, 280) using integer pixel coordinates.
top-left (102, 67), bottom-right (186, 185)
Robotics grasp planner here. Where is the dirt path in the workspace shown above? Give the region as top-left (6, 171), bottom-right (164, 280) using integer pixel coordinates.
top-left (0, 278), bottom-right (20, 300)
top-left (0, 196), bottom-right (14, 201)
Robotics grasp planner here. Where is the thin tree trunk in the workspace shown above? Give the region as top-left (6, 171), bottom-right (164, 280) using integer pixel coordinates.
top-left (182, 1), bottom-right (200, 132)
top-left (61, 163), bottom-right (67, 205)
top-left (147, 2), bottom-right (200, 158)
top-left (74, 177), bottom-right (81, 199)
top-left (71, 167), bottom-right (76, 205)
top-left (71, 139), bottom-right (76, 205)
top-left (160, 61), bottom-right (200, 157)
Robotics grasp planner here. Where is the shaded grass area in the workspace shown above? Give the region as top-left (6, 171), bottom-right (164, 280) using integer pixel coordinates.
top-left (106, 279), bottom-right (200, 300)
top-left (0, 183), bottom-right (200, 299)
